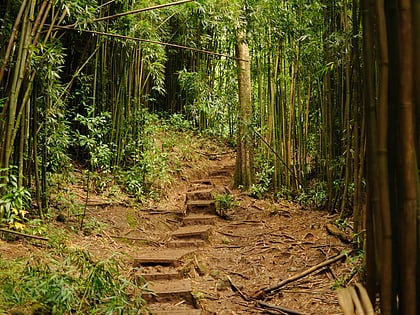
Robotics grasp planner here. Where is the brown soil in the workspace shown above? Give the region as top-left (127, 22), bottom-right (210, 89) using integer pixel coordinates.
top-left (0, 149), bottom-right (359, 315)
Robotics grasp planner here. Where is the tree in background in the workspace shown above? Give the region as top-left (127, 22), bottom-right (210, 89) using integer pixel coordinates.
top-left (234, 27), bottom-right (254, 189)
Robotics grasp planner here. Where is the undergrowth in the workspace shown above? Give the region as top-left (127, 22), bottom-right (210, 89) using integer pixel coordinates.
top-left (0, 247), bottom-right (149, 314)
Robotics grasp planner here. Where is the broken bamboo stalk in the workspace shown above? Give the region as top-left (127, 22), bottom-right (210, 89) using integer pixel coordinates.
top-left (257, 301), bottom-right (308, 315)
top-left (0, 228), bottom-right (49, 241)
top-left (252, 251), bottom-right (352, 299)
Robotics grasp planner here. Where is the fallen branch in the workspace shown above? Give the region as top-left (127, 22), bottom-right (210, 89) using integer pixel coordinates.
top-left (252, 251), bottom-right (352, 299)
top-left (256, 301), bottom-right (308, 315)
top-left (0, 228), bottom-right (49, 241)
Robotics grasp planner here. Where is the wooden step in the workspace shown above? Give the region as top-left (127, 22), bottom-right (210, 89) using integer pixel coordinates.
top-left (168, 239), bottom-right (207, 248)
top-left (208, 169), bottom-right (231, 177)
top-left (171, 225), bottom-right (212, 240)
top-left (183, 214), bottom-right (217, 225)
top-left (186, 189), bottom-right (213, 201)
top-left (148, 304), bottom-right (202, 315)
top-left (206, 175), bottom-right (231, 185)
top-left (186, 199), bottom-right (216, 214)
top-left (133, 249), bottom-right (194, 267)
top-left (140, 270), bottom-right (181, 281)
top-left (144, 279), bottom-right (194, 304)
top-left (190, 179), bottom-right (213, 185)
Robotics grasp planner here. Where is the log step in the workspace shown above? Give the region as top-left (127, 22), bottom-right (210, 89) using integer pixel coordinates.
top-left (140, 270), bottom-right (181, 281)
top-left (148, 304), bottom-right (202, 315)
top-left (144, 279), bottom-right (194, 304)
top-left (183, 214), bottom-right (217, 225)
top-left (171, 225), bottom-right (212, 240)
top-left (133, 249), bottom-right (194, 267)
top-left (190, 179), bottom-right (213, 185)
top-left (186, 189), bottom-right (213, 201)
top-left (208, 170), bottom-right (231, 177)
top-left (168, 239), bottom-right (207, 248)
top-left (186, 199), bottom-right (216, 214)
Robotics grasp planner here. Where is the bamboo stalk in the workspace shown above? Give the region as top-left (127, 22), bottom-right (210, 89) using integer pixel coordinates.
top-left (0, 0), bottom-right (29, 86)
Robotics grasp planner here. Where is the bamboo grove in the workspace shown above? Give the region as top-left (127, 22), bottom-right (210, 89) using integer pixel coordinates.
top-left (0, 0), bottom-right (419, 314)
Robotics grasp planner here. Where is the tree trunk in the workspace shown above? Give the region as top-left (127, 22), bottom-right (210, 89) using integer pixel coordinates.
top-left (234, 29), bottom-right (253, 189)
top-left (397, 1), bottom-right (417, 313)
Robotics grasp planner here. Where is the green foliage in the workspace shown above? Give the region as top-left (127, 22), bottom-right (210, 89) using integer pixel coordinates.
top-left (82, 217), bottom-right (107, 236)
top-left (213, 192), bottom-right (238, 217)
top-left (167, 113), bottom-right (194, 132)
top-left (115, 111), bottom-right (173, 201)
top-left (178, 69), bottom-right (238, 140)
top-left (32, 41), bottom-right (72, 174)
top-left (296, 181), bottom-right (328, 209)
top-left (0, 169), bottom-right (32, 230)
top-left (249, 151), bottom-right (274, 198)
top-left (75, 108), bottom-right (113, 171)
top-left (0, 248), bottom-right (148, 314)
top-left (331, 250), bottom-right (364, 290)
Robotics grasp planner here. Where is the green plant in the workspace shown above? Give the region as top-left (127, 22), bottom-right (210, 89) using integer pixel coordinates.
top-left (167, 113), bottom-right (193, 132)
top-left (0, 248), bottom-right (149, 314)
top-left (82, 217), bottom-right (107, 236)
top-left (74, 108), bottom-right (113, 171)
top-left (331, 250), bottom-right (364, 290)
top-left (250, 151), bottom-right (275, 198)
top-left (213, 192), bottom-right (238, 217)
top-left (296, 181), bottom-right (328, 209)
top-left (0, 169), bottom-right (32, 230)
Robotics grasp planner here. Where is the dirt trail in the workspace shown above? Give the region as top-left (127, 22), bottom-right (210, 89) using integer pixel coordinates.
top-left (83, 152), bottom-right (355, 315)
top-left (1, 151), bottom-right (356, 314)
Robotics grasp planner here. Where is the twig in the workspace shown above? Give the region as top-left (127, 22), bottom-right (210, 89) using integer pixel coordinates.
top-left (252, 251), bottom-right (352, 299)
top-left (256, 301), bottom-right (308, 315)
top-left (0, 228), bottom-right (49, 241)
top-left (227, 275), bottom-right (250, 301)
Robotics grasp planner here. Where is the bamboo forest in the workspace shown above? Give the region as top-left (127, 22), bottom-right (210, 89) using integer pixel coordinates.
top-left (0, 0), bottom-right (419, 314)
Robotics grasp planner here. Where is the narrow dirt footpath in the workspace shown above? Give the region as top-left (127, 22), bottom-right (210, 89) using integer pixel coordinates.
top-left (77, 152), bottom-right (355, 314)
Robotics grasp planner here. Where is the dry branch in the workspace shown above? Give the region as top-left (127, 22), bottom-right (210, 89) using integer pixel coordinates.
top-left (227, 275), bottom-right (250, 301)
top-left (50, 27), bottom-right (244, 61)
top-left (252, 251), bottom-right (352, 299)
top-left (93, 0), bottom-right (194, 22)
top-left (257, 301), bottom-right (308, 315)
top-left (0, 228), bottom-right (49, 241)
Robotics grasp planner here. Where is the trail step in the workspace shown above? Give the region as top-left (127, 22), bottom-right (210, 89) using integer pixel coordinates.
top-left (143, 279), bottom-right (194, 304)
top-left (168, 239), bottom-right (207, 248)
top-left (148, 304), bottom-right (202, 315)
top-left (171, 225), bottom-right (212, 240)
top-left (208, 169), bottom-right (231, 177)
top-left (133, 249), bottom-right (194, 267)
top-left (190, 179), bottom-right (213, 185)
top-left (186, 189), bottom-right (213, 201)
top-left (186, 199), bottom-right (216, 214)
top-left (183, 214), bottom-right (217, 225)
top-left (140, 270), bottom-right (181, 281)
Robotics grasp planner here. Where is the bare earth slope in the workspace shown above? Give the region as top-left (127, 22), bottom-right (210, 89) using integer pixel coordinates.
top-left (1, 149), bottom-right (357, 314)
top-left (77, 151), bottom-right (355, 314)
